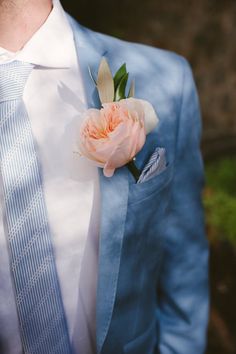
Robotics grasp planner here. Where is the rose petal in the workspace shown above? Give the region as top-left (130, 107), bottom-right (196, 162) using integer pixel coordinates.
top-left (119, 97), bottom-right (144, 121)
top-left (138, 99), bottom-right (159, 134)
top-left (103, 164), bottom-right (115, 177)
top-left (78, 97), bottom-right (156, 176)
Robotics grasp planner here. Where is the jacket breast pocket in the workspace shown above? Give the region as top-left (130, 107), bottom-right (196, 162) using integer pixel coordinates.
top-left (123, 319), bottom-right (157, 354)
top-left (128, 162), bottom-right (174, 205)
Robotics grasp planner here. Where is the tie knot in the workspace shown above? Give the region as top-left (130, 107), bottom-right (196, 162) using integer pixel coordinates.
top-left (0, 61), bottom-right (34, 102)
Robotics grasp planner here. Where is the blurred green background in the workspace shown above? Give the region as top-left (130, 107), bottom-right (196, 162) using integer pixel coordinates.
top-left (61, 0), bottom-right (236, 352)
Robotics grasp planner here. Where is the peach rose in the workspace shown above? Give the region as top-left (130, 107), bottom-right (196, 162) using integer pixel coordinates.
top-left (78, 97), bottom-right (158, 177)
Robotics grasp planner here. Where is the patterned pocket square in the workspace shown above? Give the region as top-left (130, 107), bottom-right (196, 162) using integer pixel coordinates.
top-left (137, 147), bottom-right (166, 184)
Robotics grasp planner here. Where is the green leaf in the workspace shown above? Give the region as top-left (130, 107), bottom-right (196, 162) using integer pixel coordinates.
top-left (114, 73), bottom-right (129, 101)
top-left (97, 58), bottom-right (115, 104)
top-left (128, 80), bottom-right (135, 98)
top-left (113, 63), bottom-right (127, 90)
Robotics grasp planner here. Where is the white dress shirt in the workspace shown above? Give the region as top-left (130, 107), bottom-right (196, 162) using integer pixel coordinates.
top-left (0, 1), bottom-right (100, 353)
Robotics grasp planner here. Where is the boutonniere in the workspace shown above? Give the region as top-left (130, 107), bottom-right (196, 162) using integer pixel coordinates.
top-left (77, 58), bottom-right (159, 181)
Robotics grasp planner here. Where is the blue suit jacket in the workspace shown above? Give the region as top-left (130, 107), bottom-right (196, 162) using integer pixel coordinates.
top-left (68, 15), bottom-right (209, 354)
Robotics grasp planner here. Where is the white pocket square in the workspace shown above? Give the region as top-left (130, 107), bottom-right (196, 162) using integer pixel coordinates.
top-left (137, 147), bottom-right (166, 184)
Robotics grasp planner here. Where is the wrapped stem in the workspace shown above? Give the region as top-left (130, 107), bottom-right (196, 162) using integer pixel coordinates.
top-left (127, 159), bottom-right (141, 183)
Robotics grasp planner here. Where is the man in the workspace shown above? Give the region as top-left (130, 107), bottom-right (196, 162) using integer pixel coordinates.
top-left (0, 0), bottom-right (209, 353)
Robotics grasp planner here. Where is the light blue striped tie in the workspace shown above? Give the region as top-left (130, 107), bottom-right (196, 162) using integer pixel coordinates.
top-left (0, 61), bottom-right (72, 354)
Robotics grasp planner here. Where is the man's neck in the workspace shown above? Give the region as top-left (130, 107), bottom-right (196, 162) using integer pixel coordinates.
top-left (0, 0), bottom-right (53, 52)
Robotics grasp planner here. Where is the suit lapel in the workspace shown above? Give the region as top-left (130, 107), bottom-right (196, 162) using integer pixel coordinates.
top-left (70, 18), bottom-right (130, 353)
top-left (70, 19), bottom-right (101, 109)
top-left (96, 168), bottom-right (129, 353)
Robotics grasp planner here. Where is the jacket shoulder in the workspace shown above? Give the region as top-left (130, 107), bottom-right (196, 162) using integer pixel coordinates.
top-left (68, 15), bottom-right (190, 78)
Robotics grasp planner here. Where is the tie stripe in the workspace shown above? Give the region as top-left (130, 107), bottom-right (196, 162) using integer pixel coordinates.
top-left (0, 61), bottom-right (72, 353)
top-left (0, 61), bottom-right (33, 102)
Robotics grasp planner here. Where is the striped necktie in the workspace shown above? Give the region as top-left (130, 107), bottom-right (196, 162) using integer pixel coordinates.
top-left (0, 61), bottom-right (72, 354)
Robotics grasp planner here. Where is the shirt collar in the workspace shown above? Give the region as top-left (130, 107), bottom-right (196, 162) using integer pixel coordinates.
top-left (0, 0), bottom-right (74, 68)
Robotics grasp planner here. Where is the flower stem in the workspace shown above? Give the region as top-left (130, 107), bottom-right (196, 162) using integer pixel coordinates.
top-left (126, 159), bottom-right (141, 182)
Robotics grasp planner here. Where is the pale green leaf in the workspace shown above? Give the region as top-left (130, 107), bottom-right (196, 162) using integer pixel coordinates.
top-left (97, 58), bottom-right (115, 104)
top-left (88, 66), bottom-right (97, 86)
top-left (128, 80), bottom-right (135, 98)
